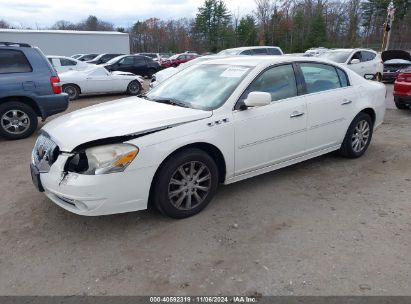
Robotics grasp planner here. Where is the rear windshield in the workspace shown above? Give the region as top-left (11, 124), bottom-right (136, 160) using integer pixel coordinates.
top-left (0, 49), bottom-right (32, 74)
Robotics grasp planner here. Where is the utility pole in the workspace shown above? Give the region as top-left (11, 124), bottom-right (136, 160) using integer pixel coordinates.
top-left (385, 1), bottom-right (396, 51)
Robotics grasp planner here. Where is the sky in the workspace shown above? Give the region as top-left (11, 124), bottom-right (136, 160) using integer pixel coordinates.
top-left (0, 0), bottom-right (256, 29)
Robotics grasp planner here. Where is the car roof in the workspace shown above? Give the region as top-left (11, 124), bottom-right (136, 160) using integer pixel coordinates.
top-left (199, 55), bottom-right (340, 67)
top-left (328, 48), bottom-right (377, 53)
top-left (226, 46), bottom-right (281, 51)
top-left (48, 55), bottom-right (77, 59)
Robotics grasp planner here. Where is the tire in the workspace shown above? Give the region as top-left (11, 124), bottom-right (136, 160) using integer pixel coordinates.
top-left (126, 80), bottom-right (142, 95)
top-left (339, 112), bottom-right (373, 158)
top-left (147, 68), bottom-right (156, 78)
top-left (0, 101), bottom-right (38, 140)
top-left (395, 101), bottom-right (408, 110)
top-left (375, 72), bottom-right (382, 82)
top-left (152, 148), bottom-right (219, 219)
top-left (63, 84), bottom-right (80, 101)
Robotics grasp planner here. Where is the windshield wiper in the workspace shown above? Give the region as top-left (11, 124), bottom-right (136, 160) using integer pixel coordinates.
top-left (151, 98), bottom-right (190, 108)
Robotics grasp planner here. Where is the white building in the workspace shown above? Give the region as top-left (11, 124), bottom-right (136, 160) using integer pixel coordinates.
top-left (0, 29), bottom-right (130, 56)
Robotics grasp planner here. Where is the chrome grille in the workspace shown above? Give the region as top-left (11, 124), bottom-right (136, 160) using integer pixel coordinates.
top-left (31, 134), bottom-right (59, 173)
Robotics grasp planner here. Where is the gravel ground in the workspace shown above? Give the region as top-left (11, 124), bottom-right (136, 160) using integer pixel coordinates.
top-left (0, 84), bottom-right (410, 296)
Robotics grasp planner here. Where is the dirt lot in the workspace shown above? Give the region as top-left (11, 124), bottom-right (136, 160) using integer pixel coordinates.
top-left (0, 84), bottom-right (410, 296)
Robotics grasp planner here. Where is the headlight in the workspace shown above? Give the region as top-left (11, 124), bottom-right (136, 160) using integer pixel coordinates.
top-left (67, 144), bottom-right (139, 175)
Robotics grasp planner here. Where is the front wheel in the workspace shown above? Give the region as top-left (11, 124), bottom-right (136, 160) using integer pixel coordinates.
top-left (126, 80), bottom-right (142, 95)
top-left (0, 101), bottom-right (38, 140)
top-left (339, 112), bottom-right (373, 158)
top-left (152, 148), bottom-right (219, 219)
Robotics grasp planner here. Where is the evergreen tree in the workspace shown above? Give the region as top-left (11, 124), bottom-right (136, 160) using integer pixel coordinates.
top-left (237, 15), bottom-right (258, 46)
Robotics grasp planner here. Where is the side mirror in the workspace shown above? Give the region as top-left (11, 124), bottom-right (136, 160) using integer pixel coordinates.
top-left (244, 92), bottom-right (271, 107)
top-left (350, 59), bottom-right (360, 65)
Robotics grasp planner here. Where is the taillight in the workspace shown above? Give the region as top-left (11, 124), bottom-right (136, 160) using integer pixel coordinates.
top-left (397, 75), bottom-right (411, 82)
top-left (50, 76), bottom-right (62, 94)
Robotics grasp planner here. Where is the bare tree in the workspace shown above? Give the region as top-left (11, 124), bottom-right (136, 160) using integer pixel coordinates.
top-left (254, 0), bottom-right (275, 45)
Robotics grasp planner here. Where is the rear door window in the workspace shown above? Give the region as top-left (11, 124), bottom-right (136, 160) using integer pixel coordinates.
top-left (60, 58), bottom-right (77, 66)
top-left (240, 50), bottom-right (253, 55)
top-left (0, 49), bottom-right (32, 73)
top-left (336, 68), bottom-right (349, 87)
top-left (252, 48), bottom-right (268, 55)
top-left (119, 56), bottom-right (134, 66)
top-left (361, 51), bottom-right (376, 62)
top-left (134, 57), bottom-right (146, 65)
top-left (299, 63), bottom-right (342, 93)
top-left (267, 48), bottom-right (282, 55)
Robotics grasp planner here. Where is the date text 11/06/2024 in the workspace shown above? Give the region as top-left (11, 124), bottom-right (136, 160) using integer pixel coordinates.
top-left (149, 296), bottom-right (258, 303)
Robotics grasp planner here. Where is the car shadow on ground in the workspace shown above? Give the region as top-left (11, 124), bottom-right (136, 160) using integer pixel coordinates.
top-left (30, 151), bottom-right (345, 235)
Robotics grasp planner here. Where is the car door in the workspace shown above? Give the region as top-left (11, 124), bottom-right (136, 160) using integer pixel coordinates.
top-left (233, 64), bottom-right (307, 175)
top-left (297, 62), bottom-right (356, 152)
top-left (361, 51), bottom-right (378, 76)
top-left (116, 56), bottom-right (135, 74)
top-left (83, 68), bottom-right (114, 93)
top-left (347, 51), bottom-right (365, 76)
top-left (131, 56), bottom-right (148, 76)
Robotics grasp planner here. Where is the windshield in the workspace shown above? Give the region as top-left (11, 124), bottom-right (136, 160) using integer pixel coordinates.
top-left (218, 49), bottom-right (240, 55)
top-left (147, 64), bottom-right (251, 110)
top-left (318, 51), bottom-right (351, 63)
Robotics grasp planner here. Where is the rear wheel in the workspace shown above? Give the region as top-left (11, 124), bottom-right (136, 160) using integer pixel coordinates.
top-left (63, 84), bottom-right (80, 100)
top-left (339, 112), bottom-right (373, 158)
top-left (0, 101), bottom-right (38, 140)
top-left (152, 148), bottom-right (219, 219)
top-left (395, 101), bottom-right (408, 110)
top-left (126, 80), bottom-right (142, 95)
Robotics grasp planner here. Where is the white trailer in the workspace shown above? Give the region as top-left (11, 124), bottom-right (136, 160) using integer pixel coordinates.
top-left (0, 29), bottom-right (130, 56)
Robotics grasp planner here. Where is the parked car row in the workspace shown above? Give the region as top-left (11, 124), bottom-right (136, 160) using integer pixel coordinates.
top-left (59, 66), bottom-right (144, 100)
top-left (47, 54), bottom-right (161, 100)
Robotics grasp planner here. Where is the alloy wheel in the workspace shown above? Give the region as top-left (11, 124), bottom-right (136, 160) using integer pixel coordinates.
top-left (1, 109), bottom-right (30, 135)
top-left (128, 81), bottom-right (140, 94)
top-left (351, 120), bottom-right (370, 153)
top-left (168, 161), bottom-right (211, 210)
top-left (64, 86), bottom-right (77, 99)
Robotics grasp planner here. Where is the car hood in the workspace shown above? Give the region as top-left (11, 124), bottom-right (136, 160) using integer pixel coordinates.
top-left (382, 50), bottom-right (411, 62)
top-left (42, 97), bottom-right (212, 152)
top-left (111, 71), bottom-right (142, 78)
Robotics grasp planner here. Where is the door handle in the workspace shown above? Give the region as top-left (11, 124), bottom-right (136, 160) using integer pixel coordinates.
top-left (341, 99), bottom-right (352, 105)
top-left (290, 111), bottom-right (305, 118)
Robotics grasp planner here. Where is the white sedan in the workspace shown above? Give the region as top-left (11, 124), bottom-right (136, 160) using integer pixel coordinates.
top-left (59, 66), bottom-right (144, 100)
top-left (30, 56), bottom-right (386, 218)
top-left (47, 55), bottom-right (91, 74)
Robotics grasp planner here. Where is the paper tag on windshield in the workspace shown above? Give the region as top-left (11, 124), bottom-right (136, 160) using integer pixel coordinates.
top-left (220, 67), bottom-right (248, 78)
